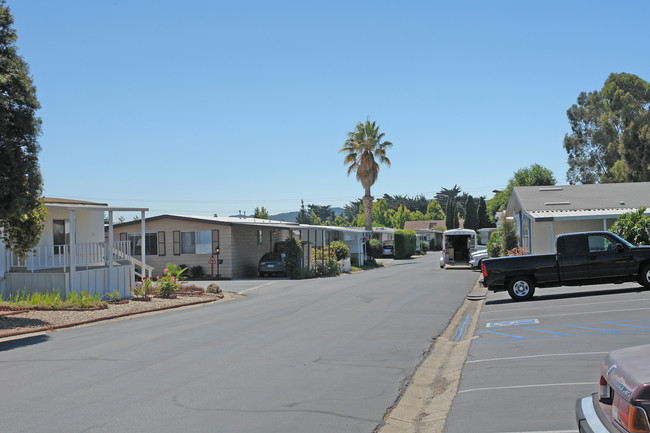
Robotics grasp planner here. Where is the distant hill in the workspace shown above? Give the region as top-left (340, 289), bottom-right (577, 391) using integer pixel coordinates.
top-left (271, 207), bottom-right (345, 222)
top-left (230, 208), bottom-right (345, 222)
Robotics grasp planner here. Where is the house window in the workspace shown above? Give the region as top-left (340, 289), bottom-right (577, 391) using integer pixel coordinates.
top-left (180, 231), bottom-right (196, 254)
top-left (521, 218), bottom-right (530, 252)
top-left (180, 231), bottom-right (212, 255)
top-left (127, 233), bottom-right (158, 256)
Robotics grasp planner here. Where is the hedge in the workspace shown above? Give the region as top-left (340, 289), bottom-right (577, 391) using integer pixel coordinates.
top-left (394, 229), bottom-right (417, 259)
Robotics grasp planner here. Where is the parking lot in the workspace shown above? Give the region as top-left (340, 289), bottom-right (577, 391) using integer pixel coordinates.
top-left (445, 281), bottom-right (650, 433)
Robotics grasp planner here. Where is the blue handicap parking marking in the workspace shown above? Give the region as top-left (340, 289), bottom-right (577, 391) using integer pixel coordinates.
top-left (478, 318), bottom-right (650, 343)
top-left (486, 319), bottom-right (539, 328)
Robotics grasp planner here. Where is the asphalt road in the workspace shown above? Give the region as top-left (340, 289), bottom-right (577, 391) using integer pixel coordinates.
top-left (444, 279), bottom-right (650, 433)
top-left (0, 253), bottom-right (478, 433)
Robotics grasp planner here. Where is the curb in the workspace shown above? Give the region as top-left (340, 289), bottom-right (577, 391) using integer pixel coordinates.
top-left (378, 283), bottom-right (485, 433)
top-left (0, 297), bottom-right (221, 342)
top-left (466, 276), bottom-right (488, 300)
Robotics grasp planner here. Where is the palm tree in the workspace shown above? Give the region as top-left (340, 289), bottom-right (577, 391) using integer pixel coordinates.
top-left (340, 120), bottom-right (393, 230)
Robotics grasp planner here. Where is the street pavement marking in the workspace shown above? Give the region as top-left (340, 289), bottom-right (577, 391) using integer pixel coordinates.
top-left (482, 296), bottom-right (650, 315)
top-left (478, 318), bottom-right (650, 343)
top-left (237, 282), bottom-right (276, 294)
top-left (481, 306), bottom-right (650, 320)
top-left (495, 430), bottom-right (578, 433)
top-left (459, 382), bottom-right (593, 394)
top-left (487, 319), bottom-right (539, 327)
top-left (466, 351), bottom-right (607, 364)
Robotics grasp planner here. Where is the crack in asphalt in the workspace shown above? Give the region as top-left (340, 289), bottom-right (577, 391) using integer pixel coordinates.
top-left (313, 356), bottom-right (406, 371)
top-left (171, 395), bottom-right (377, 423)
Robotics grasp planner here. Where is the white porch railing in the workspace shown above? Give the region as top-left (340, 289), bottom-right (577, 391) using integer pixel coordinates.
top-left (6, 241), bottom-right (146, 272)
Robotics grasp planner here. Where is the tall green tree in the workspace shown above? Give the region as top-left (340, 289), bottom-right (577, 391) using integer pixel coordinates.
top-left (372, 199), bottom-right (389, 227)
top-left (487, 164), bottom-right (556, 224)
top-left (425, 200), bottom-right (445, 220)
top-left (340, 119), bottom-right (393, 230)
top-left (343, 199), bottom-right (362, 223)
top-left (477, 196), bottom-right (490, 228)
top-left (564, 72), bottom-right (650, 184)
top-left (296, 200), bottom-right (310, 224)
top-left (0, 1), bottom-right (47, 257)
top-left (463, 195), bottom-right (478, 230)
top-left (307, 204), bottom-right (335, 222)
top-left (435, 185), bottom-right (461, 212)
top-left (445, 199), bottom-right (458, 229)
top-left (253, 206), bottom-right (269, 219)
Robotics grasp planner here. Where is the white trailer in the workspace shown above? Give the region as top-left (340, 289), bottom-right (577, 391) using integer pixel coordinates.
top-left (439, 228), bottom-right (478, 268)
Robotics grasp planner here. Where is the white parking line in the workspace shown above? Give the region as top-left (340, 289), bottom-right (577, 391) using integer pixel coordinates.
top-left (237, 282), bottom-right (277, 294)
top-left (494, 430), bottom-right (577, 433)
top-left (483, 306), bottom-right (650, 320)
top-left (466, 351), bottom-right (607, 364)
top-left (482, 296), bottom-right (650, 315)
top-left (459, 382), bottom-right (592, 394)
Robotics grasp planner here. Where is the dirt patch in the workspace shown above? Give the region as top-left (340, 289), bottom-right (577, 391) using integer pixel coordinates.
top-left (0, 292), bottom-right (243, 339)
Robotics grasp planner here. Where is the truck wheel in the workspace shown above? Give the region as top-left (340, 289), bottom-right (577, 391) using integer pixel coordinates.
top-left (507, 276), bottom-right (535, 301)
top-left (638, 263), bottom-right (650, 288)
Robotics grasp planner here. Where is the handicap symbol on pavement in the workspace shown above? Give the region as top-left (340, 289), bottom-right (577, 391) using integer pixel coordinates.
top-left (486, 319), bottom-right (539, 328)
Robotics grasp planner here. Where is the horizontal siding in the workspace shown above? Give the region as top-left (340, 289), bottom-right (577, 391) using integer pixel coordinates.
top-left (112, 219), bottom-right (234, 278)
top-left (231, 226), bottom-right (291, 278)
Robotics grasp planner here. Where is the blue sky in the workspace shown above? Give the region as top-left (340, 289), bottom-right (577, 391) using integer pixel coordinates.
top-left (8, 0), bottom-right (650, 218)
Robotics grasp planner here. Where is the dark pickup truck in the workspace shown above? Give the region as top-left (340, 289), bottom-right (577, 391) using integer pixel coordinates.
top-left (481, 231), bottom-right (650, 301)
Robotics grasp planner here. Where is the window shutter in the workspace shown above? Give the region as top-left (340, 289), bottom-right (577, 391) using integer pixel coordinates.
top-left (158, 231), bottom-right (166, 256)
top-left (173, 230), bottom-right (180, 255)
top-left (120, 233), bottom-right (127, 241)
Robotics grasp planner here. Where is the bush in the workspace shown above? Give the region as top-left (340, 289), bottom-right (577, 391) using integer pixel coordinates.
top-left (156, 266), bottom-right (181, 298)
top-left (610, 207), bottom-right (650, 245)
top-left (165, 263), bottom-right (188, 281)
top-left (421, 241), bottom-right (429, 252)
top-left (329, 241), bottom-right (350, 260)
top-left (312, 257), bottom-right (340, 277)
top-left (367, 239), bottom-right (383, 259)
top-left (394, 229), bottom-right (416, 259)
top-left (488, 221), bottom-right (520, 257)
top-left (189, 265), bottom-right (204, 279)
top-left (283, 237), bottom-right (303, 279)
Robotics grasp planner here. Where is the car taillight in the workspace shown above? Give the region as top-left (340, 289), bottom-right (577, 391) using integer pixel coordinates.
top-left (481, 262), bottom-right (487, 277)
top-left (613, 393), bottom-right (650, 433)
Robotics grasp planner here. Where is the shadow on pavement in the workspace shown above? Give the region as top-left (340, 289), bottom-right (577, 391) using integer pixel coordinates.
top-left (0, 334), bottom-right (51, 352)
top-left (486, 285), bottom-right (649, 305)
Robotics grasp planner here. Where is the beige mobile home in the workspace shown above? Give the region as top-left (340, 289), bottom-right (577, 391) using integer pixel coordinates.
top-left (507, 182), bottom-right (650, 254)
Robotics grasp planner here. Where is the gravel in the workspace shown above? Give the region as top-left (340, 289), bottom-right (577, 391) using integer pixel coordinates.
top-left (0, 292), bottom-right (241, 338)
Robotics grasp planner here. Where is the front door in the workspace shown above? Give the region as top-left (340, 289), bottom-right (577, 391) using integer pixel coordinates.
top-left (52, 220), bottom-right (69, 255)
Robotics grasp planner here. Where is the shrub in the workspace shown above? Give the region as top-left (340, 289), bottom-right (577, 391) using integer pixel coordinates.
top-left (312, 257), bottom-right (340, 277)
top-left (156, 267), bottom-right (181, 298)
top-left (283, 237), bottom-right (304, 279)
top-left (501, 221), bottom-right (519, 251)
top-left (610, 207), bottom-right (650, 245)
top-left (487, 230), bottom-right (503, 258)
top-left (329, 241), bottom-right (350, 260)
top-left (190, 265), bottom-right (204, 279)
top-left (394, 229), bottom-right (416, 259)
top-left (367, 239), bottom-right (383, 259)
top-left (165, 263), bottom-right (188, 281)
top-left (421, 241), bottom-right (429, 252)
top-left (488, 221), bottom-right (520, 257)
